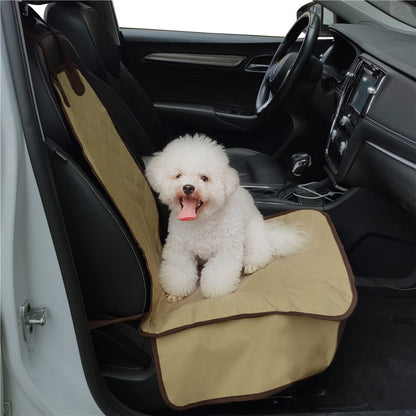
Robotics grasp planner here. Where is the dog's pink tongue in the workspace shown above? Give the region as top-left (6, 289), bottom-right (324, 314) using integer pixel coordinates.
top-left (178, 198), bottom-right (198, 221)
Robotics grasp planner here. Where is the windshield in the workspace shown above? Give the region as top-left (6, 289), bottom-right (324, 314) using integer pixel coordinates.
top-left (367, 0), bottom-right (416, 27)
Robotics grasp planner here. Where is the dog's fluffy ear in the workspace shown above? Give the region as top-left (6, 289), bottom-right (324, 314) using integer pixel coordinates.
top-left (145, 152), bottom-right (164, 194)
top-left (224, 166), bottom-right (240, 196)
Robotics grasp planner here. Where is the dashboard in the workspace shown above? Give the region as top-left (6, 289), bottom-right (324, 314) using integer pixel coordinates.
top-left (321, 23), bottom-right (416, 216)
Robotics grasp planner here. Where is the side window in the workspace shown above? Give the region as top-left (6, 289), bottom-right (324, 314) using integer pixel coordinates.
top-left (112, 0), bottom-right (308, 37)
top-left (30, 4), bottom-right (47, 17)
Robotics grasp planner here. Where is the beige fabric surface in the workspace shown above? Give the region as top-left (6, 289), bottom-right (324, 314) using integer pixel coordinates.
top-left (141, 209), bottom-right (355, 336)
top-left (53, 70), bottom-right (162, 284)
top-left (52, 68), bottom-right (356, 410)
top-left (154, 315), bottom-right (341, 408)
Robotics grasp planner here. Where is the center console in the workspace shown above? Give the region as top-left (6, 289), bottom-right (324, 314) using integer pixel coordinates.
top-left (247, 56), bottom-right (386, 214)
top-left (325, 57), bottom-right (386, 174)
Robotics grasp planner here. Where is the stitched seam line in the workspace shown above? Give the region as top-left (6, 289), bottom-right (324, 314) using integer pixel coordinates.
top-left (34, 43), bottom-right (72, 148)
top-left (50, 144), bottom-right (149, 312)
top-left (68, 159), bottom-right (149, 311)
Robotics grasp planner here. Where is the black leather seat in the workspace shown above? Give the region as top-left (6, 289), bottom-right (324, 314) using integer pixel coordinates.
top-left (22, 11), bottom-right (150, 318)
top-left (44, 1), bottom-right (287, 186)
top-left (22, 9), bottom-right (167, 409)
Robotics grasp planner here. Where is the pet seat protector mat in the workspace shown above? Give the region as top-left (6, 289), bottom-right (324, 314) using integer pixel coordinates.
top-left (52, 68), bottom-right (356, 410)
top-left (52, 69), bottom-right (162, 284)
top-left (141, 210), bottom-right (355, 336)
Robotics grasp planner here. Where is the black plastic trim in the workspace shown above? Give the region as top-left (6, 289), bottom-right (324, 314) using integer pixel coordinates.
top-left (155, 102), bottom-right (260, 132)
top-left (121, 28), bottom-right (285, 45)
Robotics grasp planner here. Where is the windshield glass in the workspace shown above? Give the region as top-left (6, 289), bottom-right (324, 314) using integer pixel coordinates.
top-left (367, 1), bottom-right (416, 27)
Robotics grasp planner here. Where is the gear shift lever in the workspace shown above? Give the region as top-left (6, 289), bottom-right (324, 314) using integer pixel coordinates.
top-left (290, 153), bottom-right (312, 177)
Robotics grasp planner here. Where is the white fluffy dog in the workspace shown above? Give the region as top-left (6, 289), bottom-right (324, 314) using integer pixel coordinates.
top-left (146, 134), bottom-right (307, 301)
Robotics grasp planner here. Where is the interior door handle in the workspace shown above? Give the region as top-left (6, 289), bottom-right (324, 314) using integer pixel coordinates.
top-left (245, 55), bottom-right (273, 73)
top-left (245, 63), bottom-right (269, 73)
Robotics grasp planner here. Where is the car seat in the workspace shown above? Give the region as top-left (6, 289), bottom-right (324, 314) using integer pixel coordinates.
top-left (21, 7), bottom-right (167, 409)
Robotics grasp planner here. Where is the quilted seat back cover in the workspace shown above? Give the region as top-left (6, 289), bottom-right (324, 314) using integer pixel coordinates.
top-left (53, 68), bottom-right (357, 410)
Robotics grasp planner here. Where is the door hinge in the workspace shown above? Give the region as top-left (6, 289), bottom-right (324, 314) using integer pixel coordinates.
top-left (3, 401), bottom-right (12, 416)
top-left (19, 300), bottom-right (47, 342)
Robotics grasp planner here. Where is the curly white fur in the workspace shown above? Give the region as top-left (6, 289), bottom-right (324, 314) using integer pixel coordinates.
top-left (146, 133), bottom-right (307, 301)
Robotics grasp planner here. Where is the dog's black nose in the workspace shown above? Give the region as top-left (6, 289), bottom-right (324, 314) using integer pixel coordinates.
top-left (183, 184), bottom-right (195, 196)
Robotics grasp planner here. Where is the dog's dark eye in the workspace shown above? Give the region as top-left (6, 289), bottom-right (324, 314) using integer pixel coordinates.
top-left (201, 175), bottom-right (209, 182)
top-left (176, 174), bottom-right (182, 179)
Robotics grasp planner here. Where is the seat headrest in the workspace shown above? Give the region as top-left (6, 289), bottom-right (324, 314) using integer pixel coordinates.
top-left (22, 10), bottom-right (96, 159)
top-left (45, 2), bottom-right (121, 79)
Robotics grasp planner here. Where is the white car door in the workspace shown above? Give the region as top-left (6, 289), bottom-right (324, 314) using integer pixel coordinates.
top-left (1, 3), bottom-right (103, 414)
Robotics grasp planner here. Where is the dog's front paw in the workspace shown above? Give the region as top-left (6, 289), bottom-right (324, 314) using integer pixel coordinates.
top-left (159, 259), bottom-right (198, 299)
top-left (200, 273), bottom-right (240, 298)
top-left (166, 293), bottom-right (183, 303)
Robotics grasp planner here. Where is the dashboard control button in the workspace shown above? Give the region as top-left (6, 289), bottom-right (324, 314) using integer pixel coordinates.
top-left (339, 114), bottom-right (354, 133)
top-left (339, 115), bottom-right (349, 126)
top-left (339, 140), bottom-right (348, 155)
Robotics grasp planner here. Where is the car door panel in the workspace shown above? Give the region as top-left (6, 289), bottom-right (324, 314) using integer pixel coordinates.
top-left (121, 29), bottom-right (278, 109)
top-left (121, 28), bottom-right (332, 151)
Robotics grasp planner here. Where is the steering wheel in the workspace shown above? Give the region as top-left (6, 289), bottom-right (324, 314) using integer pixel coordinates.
top-left (256, 8), bottom-right (321, 115)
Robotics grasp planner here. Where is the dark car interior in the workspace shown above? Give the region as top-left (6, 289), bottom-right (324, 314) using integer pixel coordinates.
top-left (11, 0), bottom-right (416, 413)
